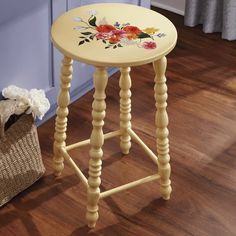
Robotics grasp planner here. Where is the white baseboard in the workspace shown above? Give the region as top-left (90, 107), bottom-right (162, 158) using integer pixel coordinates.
top-left (151, 0), bottom-right (185, 16)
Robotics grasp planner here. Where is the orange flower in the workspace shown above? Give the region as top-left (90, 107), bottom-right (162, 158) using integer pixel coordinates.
top-left (127, 33), bottom-right (138, 40)
top-left (109, 35), bottom-right (120, 43)
top-left (96, 24), bottom-right (116, 33)
top-left (123, 26), bottom-right (142, 35)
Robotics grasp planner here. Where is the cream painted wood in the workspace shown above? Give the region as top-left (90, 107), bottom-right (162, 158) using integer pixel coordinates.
top-left (153, 57), bottom-right (172, 200)
top-left (53, 56), bottom-right (73, 176)
top-left (51, 3), bottom-right (177, 67)
top-left (119, 67), bottom-right (132, 155)
top-left (51, 2), bottom-right (177, 229)
top-left (86, 67), bottom-right (108, 228)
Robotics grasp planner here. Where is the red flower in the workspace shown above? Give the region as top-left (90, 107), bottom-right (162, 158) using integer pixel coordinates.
top-left (142, 41), bottom-right (157, 49)
top-left (96, 24), bottom-right (116, 33)
top-left (123, 26), bottom-right (142, 35)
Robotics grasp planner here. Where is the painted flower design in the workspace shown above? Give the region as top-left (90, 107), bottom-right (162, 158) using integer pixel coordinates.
top-left (123, 26), bottom-right (142, 35)
top-left (143, 27), bottom-right (159, 34)
top-left (96, 24), bottom-right (116, 33)
top-left (142, 41), bottom-right (157, 49)
top-left (74, 10), bottom-right (166, 50)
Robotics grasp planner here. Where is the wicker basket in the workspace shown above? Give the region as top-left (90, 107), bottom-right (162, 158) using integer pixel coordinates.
top-left (0, 100), bottom-right (45, 207)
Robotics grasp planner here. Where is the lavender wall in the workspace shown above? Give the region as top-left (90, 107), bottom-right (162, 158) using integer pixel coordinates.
top-left (0, 0), bottom-right (150, 125)
top-left (0, 1), bottom-right (52, 91)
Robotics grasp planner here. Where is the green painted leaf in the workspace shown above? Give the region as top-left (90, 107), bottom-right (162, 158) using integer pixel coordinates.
top-left (79, 40), bottom-right (85, 45)
top-left (113, 45), bottom-right (117, 49)
top-left (81, 32), bottom-right (92, 35)
top-left (102, 40), bottom-right (107, 44)
top-left (118, 44), bottom-right (123, 47)
top-left (89, 35), bottom-right (94, 40)
top-left (89, 16), bottom-right (97, 27)
top-left (138, 32), bottom-right (151, 39)
top-left (79, 36), bottom-right (86, 38)
top-left (105, 46), bottom-right (110, 49)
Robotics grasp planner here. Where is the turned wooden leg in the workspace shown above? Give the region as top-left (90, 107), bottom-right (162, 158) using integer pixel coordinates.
top-left (53, 56), bottom-right (73, 176)
top-left (119, 67), bottom-right (132, 155)
top-left (153, 57), bottom-right (172, 200)
top-left (86, 67), bottom-right (108, 228)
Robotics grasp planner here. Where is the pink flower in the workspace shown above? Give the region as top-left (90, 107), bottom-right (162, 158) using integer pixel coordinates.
top-left (96, 30), bottom-right (127, 43)
top-left (96, 32), bottom-right (111, 40)
top-left (108, 30), bottom-right (127, 43)
top-left (142, 41), bottom-right (157, 49)
top-left (111, 30), bottom-right (126, 38)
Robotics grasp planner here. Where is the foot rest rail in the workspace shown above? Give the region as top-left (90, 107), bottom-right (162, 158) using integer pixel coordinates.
top-left (61, 148), bottom-right (88, 187)
top-left (66, 130), bottom-right (122, 151)
top-left (128, 128), bottom-right (158, 164)
top-left (100, 174), bottom-right (160, 199)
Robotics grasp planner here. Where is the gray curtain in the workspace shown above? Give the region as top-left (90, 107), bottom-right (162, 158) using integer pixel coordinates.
top-left (184, 0), bottom-right (236, 41)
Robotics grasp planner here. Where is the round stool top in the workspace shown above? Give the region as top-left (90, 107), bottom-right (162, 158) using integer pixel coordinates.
top-left (51, 3), bottom-right (177, 67)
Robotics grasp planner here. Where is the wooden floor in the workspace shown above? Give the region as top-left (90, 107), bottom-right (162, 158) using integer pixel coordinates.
top-left (1, 8), bottom-right (236, 236)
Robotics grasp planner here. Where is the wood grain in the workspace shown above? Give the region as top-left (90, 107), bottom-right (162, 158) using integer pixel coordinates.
top-left (0, 8), bottom-right (236, 236)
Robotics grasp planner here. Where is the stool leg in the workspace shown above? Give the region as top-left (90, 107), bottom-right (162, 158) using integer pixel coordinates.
top-left (153, 57), bottom-right (172, 200)
top-left (86, 67), bottom-right (108, 228)
top-left (53, 56), bottom-right (73, 176)
top-left (119, 67), bottom-right (132, 155)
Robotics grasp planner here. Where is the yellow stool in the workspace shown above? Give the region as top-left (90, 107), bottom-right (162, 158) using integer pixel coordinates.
top-left (51, 3), bottom-right (177, 228)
